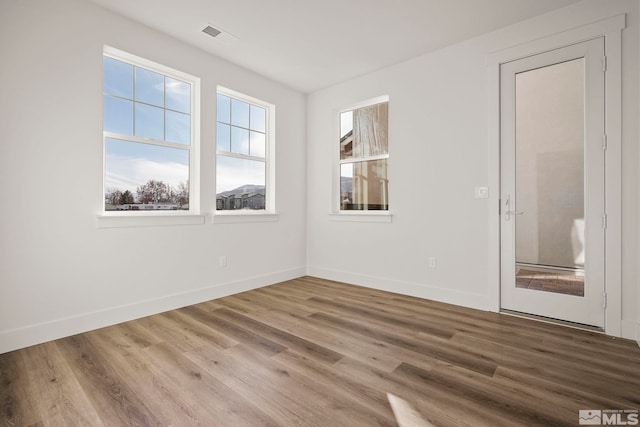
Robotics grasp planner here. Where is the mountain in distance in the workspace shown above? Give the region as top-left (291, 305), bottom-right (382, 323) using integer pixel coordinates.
top-left (218, 181), bottom-right (350, 198)
top-left (217, 184), bottom-right (265, 198)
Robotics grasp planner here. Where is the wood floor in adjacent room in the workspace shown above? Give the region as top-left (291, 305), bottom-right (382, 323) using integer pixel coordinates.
top-left (1, 277), bottom-right (639, 426)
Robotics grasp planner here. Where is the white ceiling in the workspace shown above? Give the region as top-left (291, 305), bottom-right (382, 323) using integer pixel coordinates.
top-left (89, 0), bottom-right (584, 93)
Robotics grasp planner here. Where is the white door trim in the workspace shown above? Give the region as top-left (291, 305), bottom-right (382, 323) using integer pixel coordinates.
top-left (487, 14), bottom-right (625, 336)
top-left (500, 39), bottom-right (605, 327)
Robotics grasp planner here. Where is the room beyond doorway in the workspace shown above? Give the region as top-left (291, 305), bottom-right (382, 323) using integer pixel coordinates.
top-left (516, 264), bottom-right (584, 297)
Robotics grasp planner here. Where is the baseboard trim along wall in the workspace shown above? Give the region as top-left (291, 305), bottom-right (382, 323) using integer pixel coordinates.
top-left (0, 267), bottom-right (305, 354)
top-left (4, 267), bottom-right (635, 354)
top-left (305, 266), bottom-right (491, 312)
top-left (620, 319), bottom-right (640, 345)
top-left (306, 268), bottom-right (640, 342)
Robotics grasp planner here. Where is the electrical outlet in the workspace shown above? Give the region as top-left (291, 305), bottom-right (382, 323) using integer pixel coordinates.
top-left (428, 257), bottom-right (437, 269)
top-left (219, 255), bottom-right (228, 268)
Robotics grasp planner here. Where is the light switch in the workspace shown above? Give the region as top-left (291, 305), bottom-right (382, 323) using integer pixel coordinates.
top-left (475, 186), bottom-right (489, 199)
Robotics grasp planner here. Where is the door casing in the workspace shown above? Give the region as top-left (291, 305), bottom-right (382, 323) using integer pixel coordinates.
top-left (486, 14), bottom-right (625, 336)
top-left (499, 38), bottom-right (605, 328)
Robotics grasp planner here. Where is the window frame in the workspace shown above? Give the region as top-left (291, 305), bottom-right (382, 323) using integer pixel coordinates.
top-left (215, 86), bottom-right (276, 217)
top-left (334, 95), bottom-right (390, 219)
top-left (101, 45), bottom-right (201, 217)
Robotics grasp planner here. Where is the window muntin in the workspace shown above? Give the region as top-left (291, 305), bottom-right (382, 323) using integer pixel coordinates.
top-left (102, 48), bottom-right (197, 213)
top-left (339, 100), bottom-right (389, 211)
top-left (216, 89), bottom-right (271, 212)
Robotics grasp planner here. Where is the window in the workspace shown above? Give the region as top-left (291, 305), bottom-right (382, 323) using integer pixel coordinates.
top-left (102, 47), bottom-right (199, 213)
top-left (339, 99), bottom-right (389, 211)
top-left (216, 87), bottom-right (273, 213)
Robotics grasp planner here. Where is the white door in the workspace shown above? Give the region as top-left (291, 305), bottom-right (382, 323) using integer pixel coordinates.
top-left (500, 38), bottom-right (605, 328)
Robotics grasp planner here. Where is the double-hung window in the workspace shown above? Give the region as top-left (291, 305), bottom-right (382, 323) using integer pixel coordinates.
top-left (216, 87), bottom-right (274, 213)
top-left (102, 46), bottom-right (199, 213)
top-left (339, 98), bottom-right (389, 211)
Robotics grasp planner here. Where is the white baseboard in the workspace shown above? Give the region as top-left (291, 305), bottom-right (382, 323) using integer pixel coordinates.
top-left (0, 267), bottom-right (305, 354)
top-left (621, 319), bottom-right (640, 346)
top-left (305, 266), bottom-right (491, 312)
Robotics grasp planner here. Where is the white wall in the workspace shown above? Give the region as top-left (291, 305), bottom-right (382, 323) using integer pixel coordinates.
top-left (637, 0), bottom-right (640, 345)
top-left (1, 0), bottom-right (638, 354)
top-left (0, 0), bottom-right (307, 353)
top-left (306, 0), bottom-right (639, 339)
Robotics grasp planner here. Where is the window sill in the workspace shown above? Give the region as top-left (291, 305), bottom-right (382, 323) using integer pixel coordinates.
top-left (329, 212), bottom-right (392, 223)
top-left (212, 212), bottom-right (280, 224)
top-left (96, 214), bottom-right (206, 228)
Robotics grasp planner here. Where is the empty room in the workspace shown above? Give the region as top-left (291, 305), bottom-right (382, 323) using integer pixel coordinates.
top-left (1, 0), bottom-right (639, 425)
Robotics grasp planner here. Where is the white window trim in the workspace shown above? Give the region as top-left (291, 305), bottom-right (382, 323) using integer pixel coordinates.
top-left (212, 212), bottom-right (279, 224)
top-left (215, 86), bottom-right (277, 219)
top-left (99, 46), bottom-right (201, 224)
top-left (332, 95), bottom-right (392, 221)
top-left (97, 214), bottom-right (206, 228)
top-left (328, 212), bottom-right (392, 223)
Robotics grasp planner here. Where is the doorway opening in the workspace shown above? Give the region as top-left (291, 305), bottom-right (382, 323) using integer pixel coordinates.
top-left (499, 38), bottom-right (605, 328)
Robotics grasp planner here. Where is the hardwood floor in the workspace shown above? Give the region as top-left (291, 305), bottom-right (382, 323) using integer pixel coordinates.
top-left (1, 276), bottom-right (639, 426)
top-left (516, 268), bottom-right (584, 297)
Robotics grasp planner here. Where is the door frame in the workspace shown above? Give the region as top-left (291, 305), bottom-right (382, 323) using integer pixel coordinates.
top-left (487, 14), bottom-right (625, 336)
top-left (500, 39), bottom-right (605, 327)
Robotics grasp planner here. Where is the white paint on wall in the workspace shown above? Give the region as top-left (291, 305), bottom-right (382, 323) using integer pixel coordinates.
top-left (306, 0), bottom-right (639, 340)
top-left (1, 0), bottom-right (638, 352)
top-left (0, 0), bottom-right (307, 353)
top-left (637, 0), bottom-right (640, 348)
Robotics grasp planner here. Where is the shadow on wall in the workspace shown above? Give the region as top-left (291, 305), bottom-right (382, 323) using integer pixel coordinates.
top-left (537, 150), bottom-right (584, 268)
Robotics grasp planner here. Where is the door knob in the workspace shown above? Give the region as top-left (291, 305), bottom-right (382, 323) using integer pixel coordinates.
top-left (504, 195), bottom-right (524, 221)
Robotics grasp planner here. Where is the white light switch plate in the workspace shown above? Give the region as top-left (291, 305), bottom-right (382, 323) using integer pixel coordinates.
top-left (475, 186), bottom-right (489, 199)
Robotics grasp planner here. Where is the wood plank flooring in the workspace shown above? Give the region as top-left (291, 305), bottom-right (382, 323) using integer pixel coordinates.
top-left (516, 268), bottom-right (584, 297)
top-left (1, 276), bottom-right (639, 426)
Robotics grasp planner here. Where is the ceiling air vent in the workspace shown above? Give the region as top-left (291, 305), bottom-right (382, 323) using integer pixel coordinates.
top-left (202, 25), bottom-right (222, 38)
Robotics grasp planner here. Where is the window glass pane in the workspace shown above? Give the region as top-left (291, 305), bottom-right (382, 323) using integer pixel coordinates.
top-left (217, 123), bottom-right (231, 152)
top-left (217, 94), bottom-right (231, 123)
top-left (340, 111), bottom-right (353, 139)
top-left (135, 67), bottom-right (164, 107)
top-left (340, 110), bottom-right (354, 160)
top-left (105, 138), bottom-right (189, 211)
top-left (515, 59), bottom-right (585, 272)
top-left (250, 104), bottom-right (266, 132)
top-left (231, 126), bottom-right (250, 155)
top-left (166, 110), bottom-right (190, 145)
top-left (250, 131), bottom-right (266, 158)
top-left (104, 96), bottom-right (133, 135)
top-left (231, 98), bottom-right (250, 128)
top-left (216, 155), bottom-right (265, 210)
top-left (103, 57), bottom-right (133, 98)
top-left (215, 91), bottom-right (272, 212)
top-left (135, 103), bottom-right (164, 141)
top-left (165, 78), bottom-right (190, 113)
top-left (344, 102), bottom-right (388, 159)
top-left (340, 159), bottom-right (388, 211)
top-left (103, 51), bottom-right (196, 214)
